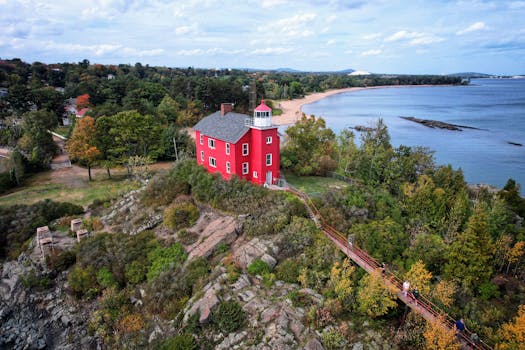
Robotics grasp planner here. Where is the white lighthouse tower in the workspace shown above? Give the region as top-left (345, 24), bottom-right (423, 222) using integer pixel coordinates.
top-left (252, 99), bottom-right (272, 128)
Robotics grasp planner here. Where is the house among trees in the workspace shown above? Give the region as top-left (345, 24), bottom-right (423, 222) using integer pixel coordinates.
top-left (193, 101), bottom-right (280, 186)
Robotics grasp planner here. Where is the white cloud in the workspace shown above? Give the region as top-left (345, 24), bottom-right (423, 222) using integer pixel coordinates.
top-left (251, 47), bottom-right (293, 55)
top-left (326, 15), bottom-right (337, 23)
top-left (260, 0), bottom-right (288, 8)
top-left (39, 41), bottom-right (164, 57)
top-left (175, 26), bottom-right (193, 35)
top-left (409, 36), bottom-right (444, 46)
top-left (385, 30), bottom-right (423, 42)
top-left (456, 22), bottom-right (488, 35)
top-left (361, 49), bottom-right (382, 56)
top-left (261, 12), bottom-right (316, 39)
top-left (364, 33), bottom-right (382, 40)
top-left (326, 39), bottom-right (336, 45)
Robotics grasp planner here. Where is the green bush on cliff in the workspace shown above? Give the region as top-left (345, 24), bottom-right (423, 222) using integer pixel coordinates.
top-left (211, 300), bottom-right (247, 334)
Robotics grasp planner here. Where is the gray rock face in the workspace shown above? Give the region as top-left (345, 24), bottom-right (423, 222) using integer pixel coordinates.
top-left (304, 338), bottom-right (325, 350)
top-left (0, 256), bottom-right (98, 350)
top-left (101, 188), bottom-right (163, 235)
top-left (233, 237), bottom-right (278, 269)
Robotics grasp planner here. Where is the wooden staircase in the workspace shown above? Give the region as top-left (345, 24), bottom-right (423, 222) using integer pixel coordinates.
top-left (286, 186), bottom-right (493, 350)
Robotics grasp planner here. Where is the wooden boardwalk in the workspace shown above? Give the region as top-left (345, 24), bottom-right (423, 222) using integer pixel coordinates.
top-left (286, 186), bottom-right (493, 350)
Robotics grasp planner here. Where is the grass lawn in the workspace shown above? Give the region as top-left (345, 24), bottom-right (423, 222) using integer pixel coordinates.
top-left (53, 126), bottom-right (71, 138)
top-left (0, 175), bottom-right (139, 208)
top-left (284, 171), bottom-right (349, 196)
top-left (0, 162), bottom-right (174, 208)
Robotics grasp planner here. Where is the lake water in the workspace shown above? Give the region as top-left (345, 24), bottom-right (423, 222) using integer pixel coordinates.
top-left (302, 79), bottom-right (525, 192)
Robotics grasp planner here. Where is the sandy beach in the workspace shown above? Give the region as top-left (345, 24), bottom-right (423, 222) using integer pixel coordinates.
top-left (272, 85), bottom-right (450, 126)
top-left (272, 87), bottom-right (367, 125)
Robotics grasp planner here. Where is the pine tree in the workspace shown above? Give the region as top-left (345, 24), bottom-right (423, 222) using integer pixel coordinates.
top-left (444, 207), bottom-right (494, 290)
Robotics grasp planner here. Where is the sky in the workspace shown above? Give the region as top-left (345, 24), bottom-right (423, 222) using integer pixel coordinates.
top-left (1, 0), bottom-right (524, 75)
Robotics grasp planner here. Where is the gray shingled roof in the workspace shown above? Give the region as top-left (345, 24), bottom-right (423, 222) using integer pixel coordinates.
top-left (193, 111), bottom-right (250, 143)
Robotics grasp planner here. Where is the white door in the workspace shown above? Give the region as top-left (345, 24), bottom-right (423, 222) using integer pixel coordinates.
top-left (266, 171), bottom-right (272, 185)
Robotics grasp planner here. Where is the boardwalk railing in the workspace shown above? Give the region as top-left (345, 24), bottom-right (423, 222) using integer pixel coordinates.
top-left (285, 185), bottom-right (493, 350)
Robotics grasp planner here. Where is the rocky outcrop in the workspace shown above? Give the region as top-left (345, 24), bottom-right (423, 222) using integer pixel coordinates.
top-left (101, 188), bottom-right (163, 235)
top-left (0, 254), bottom-right (97, 349)
top-left (183, 265), bottom-right (324, 350)
top-left (187, 212), bottom-right (239, 259)
top-left (233, 237), bottom-right (279, 269)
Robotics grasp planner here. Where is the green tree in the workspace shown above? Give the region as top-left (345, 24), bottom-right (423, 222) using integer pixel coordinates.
top-left (444, 207), bottom-right (494, 290)
top-left (107, 110), bottom-right (165, 164)
top-left (157, 94), bottom-right (180, 123)
top-left (282, 114), bottom-right (336, 175)
top-left (18, 110), bottom-right (58, 168)
top-left (355, 118), bottom-right (394, 186)
top-left (350, 217), bottom-right (408, 263)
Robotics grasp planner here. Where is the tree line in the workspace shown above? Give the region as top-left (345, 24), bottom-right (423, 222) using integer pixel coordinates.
top-left (282, 115), bottom-right (525, 347)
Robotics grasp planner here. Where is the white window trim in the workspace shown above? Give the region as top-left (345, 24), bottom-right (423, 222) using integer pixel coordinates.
top-left (208, 138), bottom-right (215, 149)
top-left (200, 151), bottom-right (204, 161)
top-left (266, 153), bottom-right (272, 166)
top-left (226, 161), bottom-right (231, 174)
top-left (209, 157), bottom-right (217, 168)
top-left (225, 143), bottom-right (230, 155)
top-left (199, 134), bottom-right (203, 145)
top-left (266, 136), bottom-right (272, 144)
top-left (242, 143), bottom-right (249, 156)
top-left (242, 162), bottom-right (249, 175)
top-left (253, 171), bottom-right (258, 178)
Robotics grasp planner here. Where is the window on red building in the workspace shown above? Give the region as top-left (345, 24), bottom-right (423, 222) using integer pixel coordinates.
top-left (226, 161), bottom-right (231, 173)
top-left (209, 157), bottom-right (217, 168)
top-left (242, 162), bottom-right (249, 174)
top-left (266, 153), bottom-right (272, 166)
top-left (242, 143), bottom-right (249, 155)
top-left (200, 151), bottom-right (204, 161)
top-left (226, 143), bottom-right (230, 155)
top-left (266, 136), bottom-right (272, 144)
top-left (208, 138), bottom-right (215, 149)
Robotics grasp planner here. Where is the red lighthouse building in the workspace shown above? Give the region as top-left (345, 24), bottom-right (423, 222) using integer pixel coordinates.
top-left (193, 100), bottom-right (280, 185)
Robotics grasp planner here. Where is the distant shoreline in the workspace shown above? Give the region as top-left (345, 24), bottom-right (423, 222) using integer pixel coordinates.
top-left (272, 84), bottom-right (454, 126)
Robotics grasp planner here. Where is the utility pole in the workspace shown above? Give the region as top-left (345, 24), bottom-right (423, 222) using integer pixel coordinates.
top-left (173, 137), bottom-right (179, 162)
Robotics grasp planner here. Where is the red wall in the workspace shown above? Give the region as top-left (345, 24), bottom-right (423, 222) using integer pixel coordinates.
top-left (195, 127), bottom-right (280, 185)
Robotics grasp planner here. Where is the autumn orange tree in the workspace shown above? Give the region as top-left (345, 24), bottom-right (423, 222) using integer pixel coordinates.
top-left (423, 315), bottom-right (461, 350)
top-left (496, 304), bottom-right (525, 349)
top-left (66, 116), bottom-right (100, 180)
top-left (76, 93), bottom-right (91, 109)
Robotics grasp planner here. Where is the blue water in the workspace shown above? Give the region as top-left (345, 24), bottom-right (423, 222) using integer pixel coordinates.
top-left (302, 79), bottom-right (525, 191)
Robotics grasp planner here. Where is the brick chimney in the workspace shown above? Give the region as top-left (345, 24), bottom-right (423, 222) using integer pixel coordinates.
top-left (221, 103), bottom-right (234, 116)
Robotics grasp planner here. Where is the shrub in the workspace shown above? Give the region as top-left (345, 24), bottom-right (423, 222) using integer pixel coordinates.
top-left (321, 328), bottom-right (347, 350)
top-left (147, 242), bottom-right (188, 281)
top-left (163, 201), bottom-right (200, 231)
top-left (158, 334), bottom-right (196, 350)
top-left (276, 258), bottom-right (301, 283)
top-left (97, 267), bottom-right (118, 289)
top-left (68, 265), bottom-right (99, 299)
top-left (478, 282), bottom-right (500, 300)
top-left (21, 270), bottom-right (52, 291)
top-left (125, 261), bottom-right (148, 285)
top-left (247, 258), bottom-right (271, 275)
top-left (48, 249), bottom-right (77, 272)
top-left (118, 313), bottom-right (145, 333)
top-left (211, 301), bottom-right (247, 334)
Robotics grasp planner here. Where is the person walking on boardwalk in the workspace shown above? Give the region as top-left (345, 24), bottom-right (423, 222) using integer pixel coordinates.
top-left (455, 318), bottom-right (466, 333)
top-left (403, 281), bottom-right (410, 296)
top-left (411, 288), bottom-right (420, 305)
